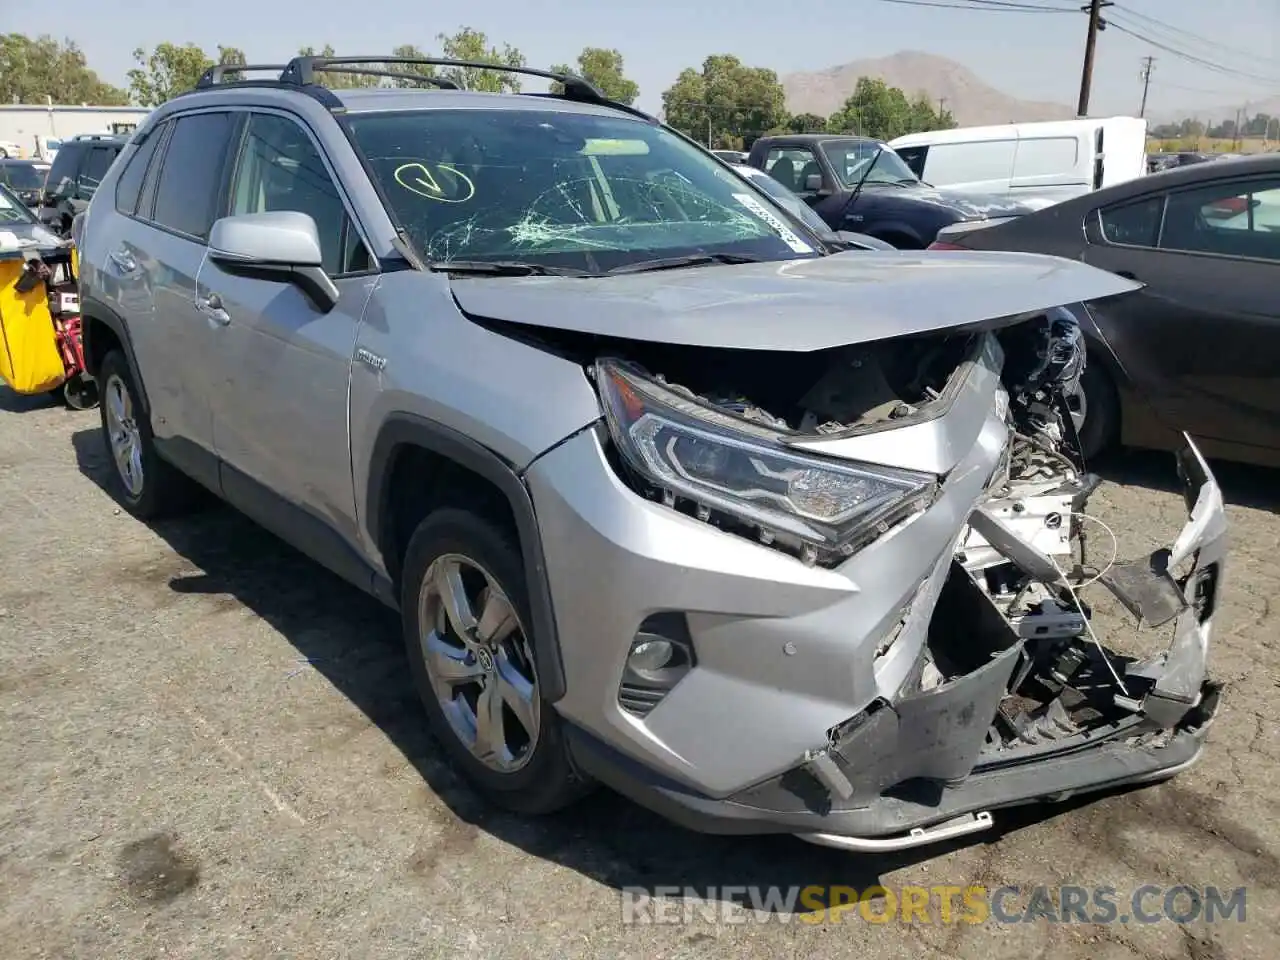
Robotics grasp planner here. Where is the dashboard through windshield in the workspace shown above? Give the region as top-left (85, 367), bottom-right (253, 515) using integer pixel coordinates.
top-left (345, 109), bottom-right (823, 271)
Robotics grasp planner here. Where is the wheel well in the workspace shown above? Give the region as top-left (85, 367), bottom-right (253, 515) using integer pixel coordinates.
top-left (82, 314), bottom-right (121, 379)
top-left (382, 444), bottom-right (520, 590)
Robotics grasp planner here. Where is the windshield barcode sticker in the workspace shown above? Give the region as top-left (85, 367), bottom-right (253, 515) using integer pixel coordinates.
top-left (731, 192), bottom-right (814, 254)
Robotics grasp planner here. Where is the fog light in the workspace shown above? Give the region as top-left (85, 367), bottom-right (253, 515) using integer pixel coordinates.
top-left (628, 638), bottom-right (675, 672)
top-left (618, 614), bottom-right (696, 718)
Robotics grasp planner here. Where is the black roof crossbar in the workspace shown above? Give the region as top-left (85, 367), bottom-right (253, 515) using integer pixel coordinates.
top-left (280, 55), bottom-right (607, 103)
top-left (195, 63), bottom-right (290, 88)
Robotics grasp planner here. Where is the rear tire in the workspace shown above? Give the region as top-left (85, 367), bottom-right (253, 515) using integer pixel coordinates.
top-left (97, 350), bottom-right (199, 519)
top-left (1074, 361), bottom-right (1120, 461)
top-left (401, 507), bottom-right (591, 815)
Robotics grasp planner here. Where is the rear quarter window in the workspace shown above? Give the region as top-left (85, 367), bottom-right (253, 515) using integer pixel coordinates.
top-left (1098, 195), bottom-right (1163, 247)
top-left (114, 129), bottom-right (163, 215)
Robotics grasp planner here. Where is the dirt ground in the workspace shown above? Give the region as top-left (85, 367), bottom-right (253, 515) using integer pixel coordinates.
top-left (1, 387), bottom-right (1277, 960)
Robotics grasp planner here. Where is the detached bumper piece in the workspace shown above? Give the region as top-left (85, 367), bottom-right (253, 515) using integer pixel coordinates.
top-left (568, 438), bottom-right (1226, 852)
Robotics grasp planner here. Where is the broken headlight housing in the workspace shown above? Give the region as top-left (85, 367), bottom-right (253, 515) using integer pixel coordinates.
top-left (596, 359), bottom-right (938, 565)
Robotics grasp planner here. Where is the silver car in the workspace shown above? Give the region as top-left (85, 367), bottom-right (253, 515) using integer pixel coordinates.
top-left (73, 56), bottom-right (1225, 852)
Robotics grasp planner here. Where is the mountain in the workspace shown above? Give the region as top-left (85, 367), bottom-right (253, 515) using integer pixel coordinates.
top-left (782, 51), bottom-right (1077, 127)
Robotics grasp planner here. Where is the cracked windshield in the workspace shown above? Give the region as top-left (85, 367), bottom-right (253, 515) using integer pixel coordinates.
top-left (345, 109), bottom-right (821, 271)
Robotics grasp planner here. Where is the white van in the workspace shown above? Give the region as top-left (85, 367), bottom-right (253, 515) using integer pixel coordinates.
top-left (889, 117), bottom-right (1147, 206)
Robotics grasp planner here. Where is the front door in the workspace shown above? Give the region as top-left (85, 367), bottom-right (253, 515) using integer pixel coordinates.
top-left (202, 110), bottom-right (378, 548)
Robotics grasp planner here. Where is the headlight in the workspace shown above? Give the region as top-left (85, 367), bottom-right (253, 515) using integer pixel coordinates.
top-left (596, 359), bottom-right (937, 565)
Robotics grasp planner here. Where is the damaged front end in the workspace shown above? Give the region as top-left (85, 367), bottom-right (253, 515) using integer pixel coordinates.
top-left (585, 307), bottom-right (1225, 852)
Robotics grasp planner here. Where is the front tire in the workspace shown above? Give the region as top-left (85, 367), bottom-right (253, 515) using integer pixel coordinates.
top-left (401, 507), bottom-right (590, 815)
top-left (97, 350), bottom-right (199, 519)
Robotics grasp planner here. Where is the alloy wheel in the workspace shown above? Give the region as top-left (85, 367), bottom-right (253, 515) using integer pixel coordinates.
top-left (417, 553), bottom-right (540, 773)
top-left (103, 373), bottom-right (144, 497)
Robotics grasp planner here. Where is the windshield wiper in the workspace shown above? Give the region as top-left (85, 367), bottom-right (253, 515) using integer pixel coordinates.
top-left (605, 252), bottom-right (768, 275)
top-left (430, 260), bottom-right (592, 277)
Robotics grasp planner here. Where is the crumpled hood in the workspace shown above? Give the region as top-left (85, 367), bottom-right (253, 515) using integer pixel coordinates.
top-left (0, 219), bottom-right (63, 251)
top-left (449, 250), bottom-right (1141, 352)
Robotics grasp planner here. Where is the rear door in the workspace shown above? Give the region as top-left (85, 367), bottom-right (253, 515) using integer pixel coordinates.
top-left (1082, 175), bottom-right (1280, 451)
top-left (118, 110), bottom-right (238, 472)
top-left (200, 109), bottom-right (378, 546)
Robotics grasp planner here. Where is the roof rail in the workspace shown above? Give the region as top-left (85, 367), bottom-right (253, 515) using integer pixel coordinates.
top-left (280, 55), bottom-right (608, 102)
top-left (195, 63), bottom-right (289, 88)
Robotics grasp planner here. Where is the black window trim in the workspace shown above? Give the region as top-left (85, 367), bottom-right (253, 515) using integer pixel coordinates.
top-left (113, 123), bottom-right (166, 217)
top-left (1152, 173), bottom-right (1280, 267)
top-left (1093, 191), bottom-right (1167, 251)
top-left (227, 106), bottom-right (380, 280)
top-left (136, 120), bottom-right (174, 222)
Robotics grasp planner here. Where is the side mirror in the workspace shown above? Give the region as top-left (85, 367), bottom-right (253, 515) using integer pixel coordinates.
top-left (805, 173), bottom-right (824, 193)
top-left (208, 211), bottom-right (339, 312)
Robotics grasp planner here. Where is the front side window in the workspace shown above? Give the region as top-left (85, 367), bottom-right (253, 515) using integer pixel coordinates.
top-left (1159, 178), bottom-right (1280, 262)
top-left (344, 109), bottom-right (821, 269)
top-left (1098, 196), bottom-right (1163, 248)
top-left (230, 113), bottom-right (370, 275)
top-left (820, 140), bottom-right (919, 187)
top-left (151, 112), bottom-right (234, 240)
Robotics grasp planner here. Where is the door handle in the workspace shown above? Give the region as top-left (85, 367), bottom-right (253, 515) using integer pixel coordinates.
top-left (195, 292), bottom-right (231, 327)
top-left (108, 247), bottom-right (139, 273)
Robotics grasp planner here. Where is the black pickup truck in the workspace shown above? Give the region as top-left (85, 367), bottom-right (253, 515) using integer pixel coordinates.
top-left (746, 134), bottom-right (1040, 249)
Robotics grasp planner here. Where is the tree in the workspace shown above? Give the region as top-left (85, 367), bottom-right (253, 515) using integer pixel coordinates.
top-left (435, 27), bottom-right (525, 92)
top-left (551, 47), bottom-right (638, 105)
top-left (128, 42), bottom-right (214, 105)
top-left (785, 112), bottom-right (828, 134)
top-left (661, 55), bottom-right (786, 148)
top-left (827, 77), bottom-right (953, 140)
top-left (0, 33), bottom-right (129, 105)
top-left (214, 45), bottom-right (247, 83)
top-left (297, 44), bottom-right (380, 89)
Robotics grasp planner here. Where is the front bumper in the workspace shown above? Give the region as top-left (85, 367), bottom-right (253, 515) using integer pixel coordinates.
top-left (527, 418), bottom-right (1225, 848)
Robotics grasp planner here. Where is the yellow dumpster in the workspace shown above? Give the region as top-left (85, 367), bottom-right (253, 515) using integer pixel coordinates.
top-left (0, 253), bottom-right (66, 395)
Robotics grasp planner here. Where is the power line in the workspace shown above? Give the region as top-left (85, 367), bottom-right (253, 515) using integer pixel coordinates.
top-left (1106, 18), bottom-right (1280, 86)
top-left (1111, 3), bottom-right (1272, 66)
top-left (864, 0), bottom-right (1077, 12)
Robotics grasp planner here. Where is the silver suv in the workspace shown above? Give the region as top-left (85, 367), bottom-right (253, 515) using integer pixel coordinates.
top-left (74, 56), bottom-right (1226, 852)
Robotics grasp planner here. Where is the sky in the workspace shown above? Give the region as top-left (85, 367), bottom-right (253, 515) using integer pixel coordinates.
top-left (3, 0), bottom-right (1278, 120)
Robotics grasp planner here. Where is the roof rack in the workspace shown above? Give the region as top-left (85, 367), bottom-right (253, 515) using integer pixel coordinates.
top-left (195, 63), bottom-right (290, 88)
top-left (280, 55), bottom-right (607, 103)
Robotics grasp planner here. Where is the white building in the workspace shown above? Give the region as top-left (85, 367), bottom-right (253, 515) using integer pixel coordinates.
top-left (0, 104), bottom-right (152, 159)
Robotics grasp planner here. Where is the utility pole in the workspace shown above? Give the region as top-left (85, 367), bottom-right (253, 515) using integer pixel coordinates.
top-left (1138, 56), bottom-right (1155, 118)
top-left (1077, 0), bottom-right (1114, 117)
